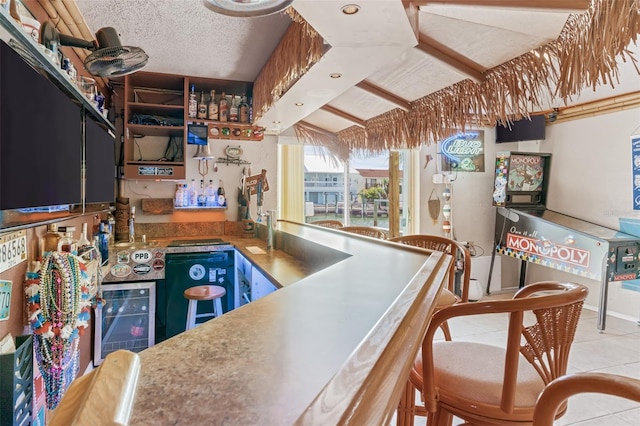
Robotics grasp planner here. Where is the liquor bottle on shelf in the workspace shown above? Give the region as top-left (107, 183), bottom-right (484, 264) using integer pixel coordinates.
top-left (77, 223), bottom-right (93, 257)
top-left (197, 180), bottom-right (207, 206)
top-left (189, 179), bottom-right (198, 206)
top-left (217, 179), bottom-right (226, 207)
top-left (97, 223), bottom-right (110, 265)
top-left (174, 183), bottom-right (185, 207)
top-left (107, 211), bottom-right (116, 246)
top-left (239, 94), bottom-right (249, 123)
top-left (188, 84), bottom-right (197, 118)
top-left (57, 227), bottom-right (77, 254)
top-left (229, 95), bottom-right (239, 122)
top-left (206, 180), bottom-right (217, 206)
top-left (43, 223), bottom-right (61, 253)
top-left (197, 91), bottom-right (207, 119)
top-left (219, 91), bottom-right (228, 122)
top-left (207, 89), bottom-right (218, 120)
top-left (248, 96), bottom-right (253, 123)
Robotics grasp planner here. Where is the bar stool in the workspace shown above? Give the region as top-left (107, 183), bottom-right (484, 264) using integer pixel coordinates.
top-left (183, 285), bottom-right (226, 330)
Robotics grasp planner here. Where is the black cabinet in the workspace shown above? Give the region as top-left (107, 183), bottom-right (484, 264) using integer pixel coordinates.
top-left (0, 40), bottom-right (82, 210)
top-left (85, 116), bottom-right (115, 204)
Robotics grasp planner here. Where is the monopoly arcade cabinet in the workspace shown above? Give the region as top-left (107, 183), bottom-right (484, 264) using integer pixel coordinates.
top-left (489, 152), bottom-right (640, 331)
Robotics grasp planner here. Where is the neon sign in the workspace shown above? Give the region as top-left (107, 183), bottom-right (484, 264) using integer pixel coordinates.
top-left (440, 131), bottom-right (484, 172)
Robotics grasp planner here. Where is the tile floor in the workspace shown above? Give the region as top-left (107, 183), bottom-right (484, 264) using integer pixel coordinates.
top-left (392, 293), bottom-right (640, 426)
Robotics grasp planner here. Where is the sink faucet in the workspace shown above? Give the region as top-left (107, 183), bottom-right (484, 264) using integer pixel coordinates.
top-left (129, 206), bottom-right (136, 243)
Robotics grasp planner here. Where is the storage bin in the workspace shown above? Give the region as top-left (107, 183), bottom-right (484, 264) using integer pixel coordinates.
top-left (0, 335), bottom-right (33, 425)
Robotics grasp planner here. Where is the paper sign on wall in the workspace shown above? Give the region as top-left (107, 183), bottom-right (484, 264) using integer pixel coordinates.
top-left (632, 134), bottom-right (640, 210)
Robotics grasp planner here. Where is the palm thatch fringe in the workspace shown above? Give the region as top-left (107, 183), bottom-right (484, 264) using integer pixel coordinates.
top-left (299, 0), bottom-right (640, 153)
top-left (252, 11), bottom-right (324, 123)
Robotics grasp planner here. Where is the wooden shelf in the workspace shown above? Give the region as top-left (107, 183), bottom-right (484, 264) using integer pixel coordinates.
top-left (141, 198), bottom-right (227, 215)
top-left (123, 72), bottom-right (257, 180)
top-left (127, 124), bottom-right (184, 138)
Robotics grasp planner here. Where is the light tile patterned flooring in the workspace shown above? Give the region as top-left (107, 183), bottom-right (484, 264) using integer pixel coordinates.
top-left (393, 292), bottom-right (640, 426)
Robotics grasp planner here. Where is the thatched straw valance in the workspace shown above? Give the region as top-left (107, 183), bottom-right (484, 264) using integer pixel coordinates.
top-left (296, 0), bottom-right (640, 155)
top-left (252, 7), bottom-right (324, 123)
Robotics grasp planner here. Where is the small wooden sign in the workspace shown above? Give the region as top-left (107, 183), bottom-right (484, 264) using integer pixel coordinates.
top-left (245, 170), bottom-right (269, 196)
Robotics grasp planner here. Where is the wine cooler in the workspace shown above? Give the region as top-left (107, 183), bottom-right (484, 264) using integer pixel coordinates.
top-left (94, 281), bottom-right (156, 366)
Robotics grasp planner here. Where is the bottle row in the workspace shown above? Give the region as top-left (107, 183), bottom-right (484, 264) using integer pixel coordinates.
top-left (188, 85), bottom-right (252, 124)
top-left (175, 179), bottom-right (227, 208)
top-left (42, 218), bottom-right (113, 265)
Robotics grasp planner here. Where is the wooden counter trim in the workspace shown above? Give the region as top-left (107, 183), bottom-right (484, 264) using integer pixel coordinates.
top-left (294, 251), bottom-right (451, 425)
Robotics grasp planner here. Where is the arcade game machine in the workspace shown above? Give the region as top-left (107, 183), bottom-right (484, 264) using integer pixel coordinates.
top-left (489, 151), bottom-right (640, 331)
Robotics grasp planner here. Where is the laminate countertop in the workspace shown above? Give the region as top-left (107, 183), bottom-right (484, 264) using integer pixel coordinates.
top-left (126, 220), bottom-right (451, 425)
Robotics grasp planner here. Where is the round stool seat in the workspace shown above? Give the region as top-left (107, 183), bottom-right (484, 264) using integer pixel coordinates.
top-left (184, 285), bottom-right (226, 301)
top-left (183, 285), bottom-right (227, 331)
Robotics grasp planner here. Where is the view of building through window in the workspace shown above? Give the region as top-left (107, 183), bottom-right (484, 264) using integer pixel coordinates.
top-left (303, 146), bottom-right (398, 229)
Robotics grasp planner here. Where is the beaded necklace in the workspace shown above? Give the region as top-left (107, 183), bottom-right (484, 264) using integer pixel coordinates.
top-left (31, 251), bottom-right (86, 410)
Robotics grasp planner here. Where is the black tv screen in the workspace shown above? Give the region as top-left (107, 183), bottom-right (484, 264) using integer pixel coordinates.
top-left (85, 116), bottom-right (115, 204)
top-left (187, 123), bottom-right (208, 145)
top-left (496, 115), bottom-right (546, 143)
top-left (0, 41), bottom-right (82, 210)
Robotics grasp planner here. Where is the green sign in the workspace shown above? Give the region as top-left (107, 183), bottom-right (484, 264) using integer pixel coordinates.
top-left (0, 280), bottom-right (11, 321)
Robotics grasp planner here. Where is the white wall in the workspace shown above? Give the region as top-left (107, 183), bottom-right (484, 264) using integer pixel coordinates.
top-left (526, 107), bottom-right (640, 321)
top-left (418, 84), bottom-right (640, 320)
top-left (123, 135), bottom-right (278, 223)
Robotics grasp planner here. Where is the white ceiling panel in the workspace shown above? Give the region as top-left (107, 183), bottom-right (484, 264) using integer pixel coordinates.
top-left (420, 11), bottom-right (561, 69)
top-left (419, 5), bottom-right (569, 39)
top-left (366, 49), bottom-right (469, 102)
top-left (328, 86), bottom-right (399, 121)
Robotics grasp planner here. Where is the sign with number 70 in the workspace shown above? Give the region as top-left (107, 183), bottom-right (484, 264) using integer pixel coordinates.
top-left (0, 280), bottom-right (11, 321)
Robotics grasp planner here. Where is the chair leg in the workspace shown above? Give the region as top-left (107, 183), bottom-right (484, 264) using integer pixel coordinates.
top-left (396, 379), bottom-right (416, 426)
top-left (431, 407), bottom-right (453, 426)
top-left (214, 297), bottom-right (223, 318)
top-left (440, 320), bottom-right (452, 341)
top-left (186, 299), bottom-right (197, 330)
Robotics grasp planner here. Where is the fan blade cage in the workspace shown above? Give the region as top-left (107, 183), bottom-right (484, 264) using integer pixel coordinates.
top-left (84, 46), bottom-right (148, 77)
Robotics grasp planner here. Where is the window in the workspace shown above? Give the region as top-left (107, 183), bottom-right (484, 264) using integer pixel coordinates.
top-left (291, 146), bottom-right (418, 235)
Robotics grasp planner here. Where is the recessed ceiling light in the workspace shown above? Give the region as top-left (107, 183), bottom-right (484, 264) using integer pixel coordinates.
top-left (273, 120), bottom-right (281, 124)
top-left (341, 4), bottom-right (360, 15)
top-left (329, 73), bottom-right (342, 79)
top-left (295, 102), bottom-right (304, 106)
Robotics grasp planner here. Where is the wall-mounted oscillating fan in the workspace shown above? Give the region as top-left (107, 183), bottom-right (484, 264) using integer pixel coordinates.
top-left (39, 21), bottom-right (148, 77)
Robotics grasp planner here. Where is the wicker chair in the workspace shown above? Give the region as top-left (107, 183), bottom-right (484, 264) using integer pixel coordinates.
top-left (533, 372), bottom-right (640, 426)
top-left (309, 219), bottom-right (344, 229)
top-left (415, 281), bottom-right (588, 426)
top-left (339, 225), bottom-right (388, 240)
top-left (390, 235), bottom-right (471, 425)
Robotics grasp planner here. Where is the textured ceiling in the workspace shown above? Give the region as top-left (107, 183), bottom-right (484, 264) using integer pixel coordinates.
top-left (72, 0), bottom-right (582, 135)
top-left (74, 0), bottom-right (291, 82)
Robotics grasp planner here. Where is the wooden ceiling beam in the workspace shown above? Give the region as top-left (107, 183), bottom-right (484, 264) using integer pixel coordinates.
top-left (412, 0), bottom-right (590, 12)
top-left (416, 35), bottom-right (485, 83)
top-left (356, 81), bottom-right (411, 112)
top-left (320, 105), bottom-right (367, 128)
top-left (298, 120), bottom-right (339, 137)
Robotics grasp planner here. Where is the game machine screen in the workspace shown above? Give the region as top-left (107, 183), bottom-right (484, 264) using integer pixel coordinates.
top-left (493, 152), bottom-right (551, 208)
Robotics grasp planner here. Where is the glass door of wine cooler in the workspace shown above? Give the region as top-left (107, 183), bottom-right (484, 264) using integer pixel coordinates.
top-left (94, 281), bottom-right (156, 366)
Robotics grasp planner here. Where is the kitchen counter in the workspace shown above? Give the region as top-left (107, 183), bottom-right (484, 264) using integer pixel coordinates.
top-left (101, 234), bottom-right (314, 288)
top-left (122, 221), bottom-right (450, 425)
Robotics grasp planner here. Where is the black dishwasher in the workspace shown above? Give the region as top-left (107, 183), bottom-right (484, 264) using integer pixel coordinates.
top-left (162, 250), bottom-right (235, 340)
